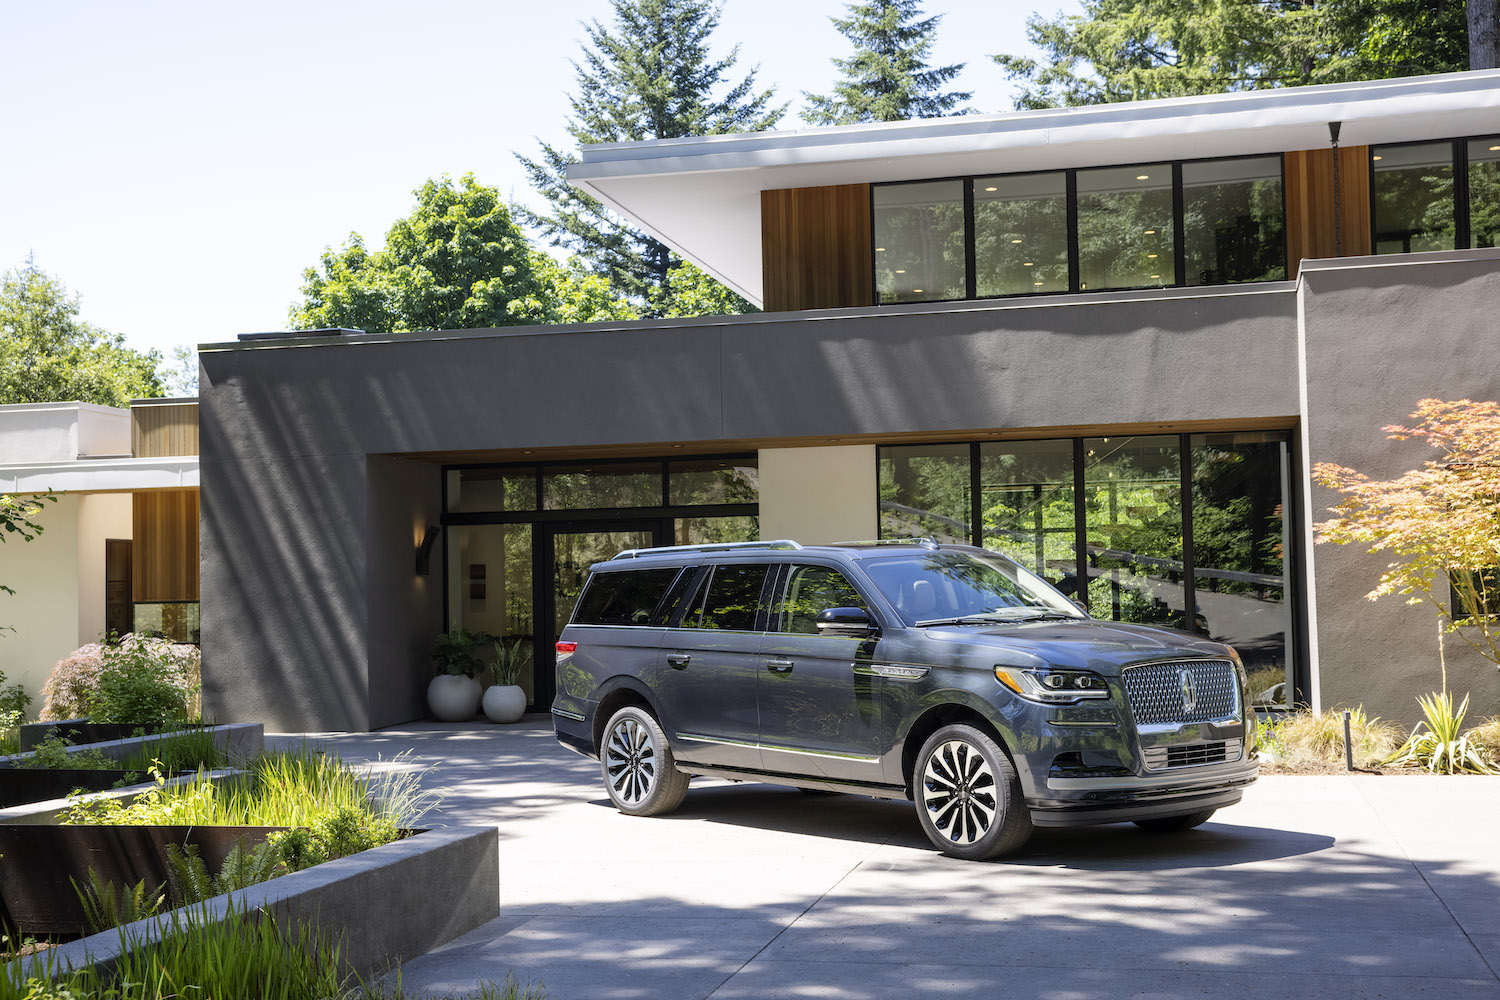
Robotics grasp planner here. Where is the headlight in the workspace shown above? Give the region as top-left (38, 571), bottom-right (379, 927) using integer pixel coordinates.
top-left (994, 666), bottom-right (1110, 704)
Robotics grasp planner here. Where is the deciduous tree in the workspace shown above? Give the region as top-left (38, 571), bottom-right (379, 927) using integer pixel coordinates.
top-left (803, 0), bottom-right (970, 124)
top-left (518, 0), bottom-right (783, 316)
top-left (1314, 398), bottom-right (1500, 677)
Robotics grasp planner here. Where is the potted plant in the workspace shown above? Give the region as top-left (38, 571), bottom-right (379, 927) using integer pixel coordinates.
top-left (427, 629), bottom-right (494, 721)
top-left (482, 641), bottom-right (531, 724)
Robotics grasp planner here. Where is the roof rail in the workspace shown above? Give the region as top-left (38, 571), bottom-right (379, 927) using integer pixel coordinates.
top-left (611, 539), bottom-right (804, 560)
top-left (833, 537), bottom-right (942, 549)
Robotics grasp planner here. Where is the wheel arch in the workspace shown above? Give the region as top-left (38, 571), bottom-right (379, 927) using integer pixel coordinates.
top-left (899, 698), bottom-right (1018, 796)
top-left (591, 677), bottom-right (661, 754)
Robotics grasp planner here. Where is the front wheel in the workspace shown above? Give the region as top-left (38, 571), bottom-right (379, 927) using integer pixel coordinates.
top-left (913, 724), bottom-right (1033, 860)
top-left (1133, 809), bottom-right (1216, 833)
top-left (600, 706), bottom-right (690, 817)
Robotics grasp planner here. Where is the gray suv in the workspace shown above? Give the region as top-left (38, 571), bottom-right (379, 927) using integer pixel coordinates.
top-left (551, 539), bottom-right (1257, 860)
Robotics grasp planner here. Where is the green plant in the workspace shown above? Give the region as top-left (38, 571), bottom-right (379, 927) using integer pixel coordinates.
top-left (71, 869), bottom-right (165, 935)
top-left (17, 736), bottom-right (112, 771)
top-left (1387, 691), bottom-right (1497, 774)
top-left (491, 640), bottom-right (532, 686)
top-left (0, 668), bottom-right (30, 723)
top-left (164, 840), bottom-right (283, 908)
top-left (92, 636), bottom-right (195, 727)
top-left (1468, 715), bottom-right (1500, 765)
top-left (1256, 706), bottom-right (1402, 769)
top-left (431, 628), bottom-right (497, 678)
top-left (117, 727), bottom-right (228, 774)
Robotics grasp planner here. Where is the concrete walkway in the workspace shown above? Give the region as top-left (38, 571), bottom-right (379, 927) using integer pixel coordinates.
top-left (274, 721), bottom-right (1500, 1000)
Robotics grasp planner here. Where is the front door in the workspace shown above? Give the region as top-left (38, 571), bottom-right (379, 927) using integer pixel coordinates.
top-left (542, 521), bottom-right (668, 710)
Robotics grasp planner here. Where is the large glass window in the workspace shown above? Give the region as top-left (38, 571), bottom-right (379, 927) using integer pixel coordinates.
top-left (447, 523), bottom-right (536, 700)
top-left (1468, 138), bottom-right (1500, 249)
top-left (1373, 141), bottom-right (1456, 254)
top-left (878, 444), bottom-right (971, 544)
top-left (668, 459), bottom-right (758, 505)
top-left (873, 180), bottom-right (966, 303)
top-left (973, 172), bottom-right (1068, 296)
top-left (1083, 436), bottom-right (1184, 628)
top-left (543, 462), bottom-right (662, 509)
top-left (1182, 157), bottom-right (1285, 285)
top-left (1077, 164), bottom-right (1176, 290)
top-left (447, 468), bottom-right (536, 512)
top-left (979, 440), bottom-right (1077, 598)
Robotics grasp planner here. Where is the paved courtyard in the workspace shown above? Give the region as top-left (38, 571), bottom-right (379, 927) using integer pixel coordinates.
top-left (275, 721), bottom-right (1500, 1000)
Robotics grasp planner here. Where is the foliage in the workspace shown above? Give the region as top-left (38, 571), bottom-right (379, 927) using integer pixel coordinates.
top-left (517, 0), bottom-right (782, 315)
top-left (16, 736), bottom-right (113, 771)
top-left (163, 840), bottom-right (283, 909)
top-left (993, 0), bottom-right (1469, 111)
top-left (432, 628), bottom-right (497, 678)
top-left (161, 345), bottom-right (198, 397)
top-left (0, 666), bottom-right (31, 723)
top-left (0, 257), bottom-right (164, 407)
top-left (71, 870), bottom-right (165, 936)
top-left (117, 728), bottom-right (228, 774)
top-left (1469, 715), bottom-right (1500, 762)
top-left (1386, 691), bottom-right (1497, 773)
top-left (803, 0), bottom-right (970, 125)
top-left (289, 175), bottom-right (633, 336)
top-left (1257, 705), bottom-right (1402, 769)
top-left (1313, 399), bottom-right (1500, 673)
top-left (491, 640), bottom-right (532, 687)
top-left (40, 635), bottom-right (198, 723)
top-left (649, 261), bottom-right (755, 318)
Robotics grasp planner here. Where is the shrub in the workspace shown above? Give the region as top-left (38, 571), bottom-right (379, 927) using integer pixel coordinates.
top-left (39, 644), bottom-right (107, 721)
top-left (1257, 706), bottom-right (1402, 769)
top-left (17, 735), bottom-right (112, 771)
top-left (1469, 716), bottom-right (1500, 764)
top-left (40, 635), bottom-right (198, 724)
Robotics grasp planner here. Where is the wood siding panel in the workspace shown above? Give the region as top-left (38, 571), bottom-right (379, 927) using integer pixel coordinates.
top-left (133, 489), bottom-right (200, 601)
top-left (132, 402), bottom-right (199, 458)
top-left (761, 184), bottom-right (872, 312)
top-left (1285, 146), bottom-right (1372, 276)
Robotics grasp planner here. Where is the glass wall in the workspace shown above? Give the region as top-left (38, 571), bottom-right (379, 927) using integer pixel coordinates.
top-left (873, 180), bottom-right (966, 303)
top-left (973, 172), bottom-right (1068, 296)
top-left (1373, 141), bottom-right (1456, 254)
top-left (1182, 156), bottom-right (1286, 285)
top-left (447, 524), bottom-right (536, 700)
top-left (543, 462), bottom-right (661, 509)
top-left (1468, 139), bottom-right (1500, 248)
top-left (132, 601), bottom-right (201, 644)
top-left (879, 432), bottom-right (1295, 707)
top-left (1077, 164), bottom-right (1176, 290)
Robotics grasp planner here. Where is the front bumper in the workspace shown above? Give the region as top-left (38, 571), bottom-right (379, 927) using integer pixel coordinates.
top-left (1026, 758), bottom-right (1259, 827)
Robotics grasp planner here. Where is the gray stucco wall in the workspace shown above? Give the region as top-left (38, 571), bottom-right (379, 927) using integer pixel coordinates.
top-left (200, 284), bottom-right (1300, 731)
top-left (1298, 249), bottom-right (1500, 725)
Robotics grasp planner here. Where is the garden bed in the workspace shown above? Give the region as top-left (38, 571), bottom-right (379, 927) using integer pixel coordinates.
top-left (0, 722), bottom-right (263, 769)
top-left (0, 766), bottom-right (188, 809)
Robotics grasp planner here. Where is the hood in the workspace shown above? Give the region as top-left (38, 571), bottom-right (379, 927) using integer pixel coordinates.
top-left (919, 618), bottom-right (1229, 674)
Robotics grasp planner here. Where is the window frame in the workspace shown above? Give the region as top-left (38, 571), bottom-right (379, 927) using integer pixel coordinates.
top-left (1368, 133), bottom-right (1500, 254)
top-left (767, 561), bottom-right (872, 635)
top-left (869, 151), bottom-right (1288, 305)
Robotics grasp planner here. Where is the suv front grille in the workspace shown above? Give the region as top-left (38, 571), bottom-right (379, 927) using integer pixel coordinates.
top-left (1143, 738), bottom-right (1243, 770)
top-left (1122, 659), bottom-right (1238, 726)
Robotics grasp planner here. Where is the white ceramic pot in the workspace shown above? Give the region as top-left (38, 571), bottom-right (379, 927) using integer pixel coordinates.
top-left (482, 684), bottom-right (527, 724)
top-left (427, 674), bottom-right (481, 722)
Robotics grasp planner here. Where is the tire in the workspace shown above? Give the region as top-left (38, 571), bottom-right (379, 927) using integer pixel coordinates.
top-left (600, 706), bottom-right (689, 817)
top-left (913, 724), bottom-right (1034, 860)
top-left (1133, 809), bottom-right (1216, 833)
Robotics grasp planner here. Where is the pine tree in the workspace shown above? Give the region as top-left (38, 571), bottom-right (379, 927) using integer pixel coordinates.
top-left (803, 0), bottom-right (970, 125)
top-left (517, 0), bottom-right (784, 317)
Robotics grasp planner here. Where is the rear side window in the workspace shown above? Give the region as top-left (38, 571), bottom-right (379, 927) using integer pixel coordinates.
top-left (573, 569), bottom-right (681, 626)
top-left (683, 564), bottom-right (771, 631)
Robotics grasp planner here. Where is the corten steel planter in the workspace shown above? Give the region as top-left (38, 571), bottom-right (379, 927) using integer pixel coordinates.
top-left (0, 824), bottom-right (286, 937)
top-left (18, 720), bottom-right (184, 752)
top-left (0, 768), bottom-right (187, 809)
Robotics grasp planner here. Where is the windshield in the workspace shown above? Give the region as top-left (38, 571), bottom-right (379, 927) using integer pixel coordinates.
top-left (860, 550), bottom-right (1087, 626)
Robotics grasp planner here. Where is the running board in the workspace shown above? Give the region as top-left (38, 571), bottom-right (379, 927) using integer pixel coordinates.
top-left (675, 763), bottom-right (909, 801)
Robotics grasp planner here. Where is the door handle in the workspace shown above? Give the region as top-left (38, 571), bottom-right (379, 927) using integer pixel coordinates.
top-left (666, 653), bottom-right (691, 669)
top-left (765, 658), bottom-right (794, 673)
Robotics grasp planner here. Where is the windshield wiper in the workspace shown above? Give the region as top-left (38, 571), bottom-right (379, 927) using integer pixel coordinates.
top-left (916, 607), bottom-right (1084, 627)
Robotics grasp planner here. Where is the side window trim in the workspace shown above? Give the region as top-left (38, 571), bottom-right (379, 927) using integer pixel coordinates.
top-left (769, 561), bottom-right (873, 634)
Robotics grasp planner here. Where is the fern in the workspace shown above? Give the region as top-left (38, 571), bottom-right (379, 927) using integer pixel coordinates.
top-left (165, 838), bottom-right (285, 907)
top-left (71, 869), bottom-right (165, 934)
top-left (214, 839), bottom-right (281, 892)
top-left (163, 842), bottom-right (212, 908)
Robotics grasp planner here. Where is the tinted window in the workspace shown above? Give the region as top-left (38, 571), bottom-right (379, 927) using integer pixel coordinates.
top-left (774, 566), bottom-right (867, 634)
top-left (684, 564), bottom-right (771, 631)
top-left (573, 569), bottom-right (681, 626)
top-left (873, 180), bottom-right (966, 303)
top-left (1373, 142), bottom-right (1455, 254)
top-left (1077, 164), bottom-right (1175, 290)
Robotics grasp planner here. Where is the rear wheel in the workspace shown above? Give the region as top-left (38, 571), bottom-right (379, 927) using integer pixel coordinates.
top-left (600, 706), bottom-right (689, 817)
top-left (913, 724), bottom-right (1033, 860)
top-left (1133, 809), bottom-right (1216, 833)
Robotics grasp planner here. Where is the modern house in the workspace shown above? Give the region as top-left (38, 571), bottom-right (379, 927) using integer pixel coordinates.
top-left (0, 399), bottom-right (200, 708)
top-left (199, 70), bottom-right (1500, 733)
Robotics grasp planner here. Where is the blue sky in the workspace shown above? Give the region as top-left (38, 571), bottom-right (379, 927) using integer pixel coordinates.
top-left (1, 1), bottom-right (1078, 357)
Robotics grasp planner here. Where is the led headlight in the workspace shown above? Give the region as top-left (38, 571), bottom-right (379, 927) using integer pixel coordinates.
top-left (994, 665), bottom-right (1111, 704)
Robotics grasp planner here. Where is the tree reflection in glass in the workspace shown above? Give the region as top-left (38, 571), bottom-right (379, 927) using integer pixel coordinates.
top-left (974, 173), bottom-right (1068, 296)
top-left (878, 444), bottom-right (970, 543)
top-left (873, 180), bottom-right (966, 303)
top-left (1182, 157), bottom-right (1285, 285)
top-left (1373, 142), bottom-right (1455, 254)
top-left (980, 440), bottom-right (1077, 596)
top-left (1468, 138), bottom-right (1500, 249)
top-left (1082, 436), bottom-right (1183, 628)
top-left (1077, 165), bottom-right (1174, 290)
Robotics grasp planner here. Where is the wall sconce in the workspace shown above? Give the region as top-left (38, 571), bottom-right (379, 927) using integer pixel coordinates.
top-left (415, 524), bottom-right (441, 576)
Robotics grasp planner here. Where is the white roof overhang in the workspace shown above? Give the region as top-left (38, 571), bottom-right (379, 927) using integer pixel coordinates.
top-left (0, 456), bottom-right (199, 495)
top-left (566, 70), bottom-right (1500, 307)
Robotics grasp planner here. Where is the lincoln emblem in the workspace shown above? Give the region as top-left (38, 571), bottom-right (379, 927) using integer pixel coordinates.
top-left (1180, 669), bottom-right (1198, 713)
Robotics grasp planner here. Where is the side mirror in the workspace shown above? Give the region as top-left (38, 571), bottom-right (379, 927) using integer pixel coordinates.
top-left (1070, 598), bottom-right (1089, 615)
top-left (816, 607), bottom-right (879, 637)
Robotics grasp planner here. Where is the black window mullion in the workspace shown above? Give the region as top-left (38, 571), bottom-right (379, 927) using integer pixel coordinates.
top-left (970, 442), bottom-right (982, 547)
top-left (1066, 170), bottom-right (1080, 293)
top-left (1073, 438), bottom-right (1088, 612)
top-left (1455, 139), bottom-right (1470, 250)
top-left (1171, 162), bottom-right (1186, 286)
top-left (661, 462), bottom-right (671, 507)
top-left (963, 179), bottom-right (977, 299)
top-left (1180, 432), bottom-right (1198, 634)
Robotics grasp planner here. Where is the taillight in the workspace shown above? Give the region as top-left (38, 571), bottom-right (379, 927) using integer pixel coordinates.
top-left (555, 641), bottom-right (577, 654)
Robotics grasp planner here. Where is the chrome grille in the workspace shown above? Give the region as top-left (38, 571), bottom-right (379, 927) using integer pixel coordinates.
top-left (1123, 659), bottom-right (1238, 726)
top-left (1143, 738), bottom-right (1243, 771)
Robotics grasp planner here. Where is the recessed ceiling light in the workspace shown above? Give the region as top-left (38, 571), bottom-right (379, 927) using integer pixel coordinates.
top-left (895, 269), bottom-right (906, 273)
top-left (985, 186), bottom-right (998, 192)
top-left (912, 288), bottom-right (923, 293)
top-left (1149, 274), bottom-right (1160, 279)
top-left (1372, 155), bottom-right (1382, 161)
top-left (1080, 283), bottom-right (1087, 289)
top-left (1033, 281), bottom-right (1044, 286)
top-left (876, 247), bottom-right (887, 252)
top-left (1136, 174), bottom-right (1150, 180)
top-left (1143, 229), bottom-right (1156, 235)
top-left (1491, 145), bottom-right (1500, 151)
top-left (1023, 261), bottom-right (1034, 266)
top-left (1147, 253), bottom-right (1158, 259)
top-left (1010, 238), bottom-right (1023, 244)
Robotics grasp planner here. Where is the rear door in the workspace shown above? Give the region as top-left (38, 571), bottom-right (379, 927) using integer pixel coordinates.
top-left (653, 562), bottom-right (775, 769)
top-left (757, 562), bottom-right (886, 783)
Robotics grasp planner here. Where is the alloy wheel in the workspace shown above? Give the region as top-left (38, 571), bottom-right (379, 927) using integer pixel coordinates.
top-left (921, 738), bottom-right (998, 845)
top-left (605, 716), bottom-right (657, 807)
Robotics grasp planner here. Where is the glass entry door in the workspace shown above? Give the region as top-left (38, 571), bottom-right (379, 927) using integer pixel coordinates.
top-left (540, 521), bottom-right (667, 710)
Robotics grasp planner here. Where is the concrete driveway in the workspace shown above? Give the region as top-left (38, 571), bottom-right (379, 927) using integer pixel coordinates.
top-left (277, 721), bottom-right (1500, 1000)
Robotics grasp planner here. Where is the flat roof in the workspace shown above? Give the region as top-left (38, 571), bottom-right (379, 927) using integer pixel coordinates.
top-left (567, 70), bottom-right (1500, 306)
